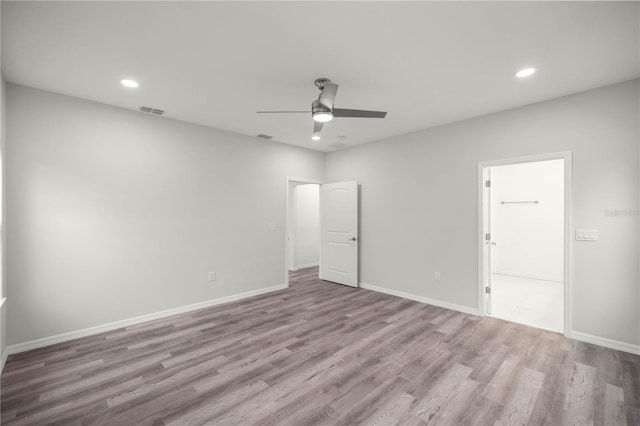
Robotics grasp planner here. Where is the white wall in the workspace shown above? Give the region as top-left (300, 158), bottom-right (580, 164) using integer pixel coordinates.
top-left (325, 79), bottom-right (639, 348)
top-left (491, 160), bottom-right (564, 282)
top-left (6, 84), bottom-right (324, 345)
top-left (4, 79), bottom-right (639, 353)
top-left (0, 73), bottom-right (6, 364)
top-left (293, 184), bottom-right (319, 269)
top-left (0, 0), bottom-right (7, 368)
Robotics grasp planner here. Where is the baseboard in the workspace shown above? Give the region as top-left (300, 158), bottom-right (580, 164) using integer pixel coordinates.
top-left (359, 282), bottom-right (480, 316)
top-left (568, 331), bottom-right (640, 355)
top-left (7, 283), bottom-right (287, 356)
top-left (1, 346), bottom-right (8, 372)
top-left (294, 262), bottom-right (319, 270)
top-left (492, 271), bottom-right (563, 283)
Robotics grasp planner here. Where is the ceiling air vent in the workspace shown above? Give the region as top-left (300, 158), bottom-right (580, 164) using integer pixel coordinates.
top-left (139, 106), bottom-right (165, 116)
top-left (328, 141), bottom-right (347, 149)
top-left (256, 134), bottom-right (273, 140)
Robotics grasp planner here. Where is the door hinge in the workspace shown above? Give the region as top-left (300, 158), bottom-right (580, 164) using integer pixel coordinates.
top-left (485, 180), bottom-right (491, 187)
top-left (485, 286), bottom-right (491, 294)
top-left (485, 233), bottom-right (491, 241)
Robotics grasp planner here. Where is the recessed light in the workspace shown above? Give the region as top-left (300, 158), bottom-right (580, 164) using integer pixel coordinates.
top-left (121, 79), bottom-right (139, 88)
top-left (311, 135), bottom-right (321, 141)
top-left (515, 68), bottom-right (536, 78)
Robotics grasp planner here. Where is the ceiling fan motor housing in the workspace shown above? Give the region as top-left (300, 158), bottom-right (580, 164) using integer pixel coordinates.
top-left (314, 78), bottom-right (331, 90)
top-left (311, 99), bottom-right (330, 114)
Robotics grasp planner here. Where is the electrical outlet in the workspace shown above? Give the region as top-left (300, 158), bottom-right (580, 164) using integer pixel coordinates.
top-left (435, 272), bottom-right (441, 281)
top-left (208, 272), bottom-right (216, 281)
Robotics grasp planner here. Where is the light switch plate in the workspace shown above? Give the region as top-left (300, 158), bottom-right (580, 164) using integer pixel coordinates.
top-left (576, 229), bottom-right (598, 241)
top-left (268, 222), bottom-right (276, 231)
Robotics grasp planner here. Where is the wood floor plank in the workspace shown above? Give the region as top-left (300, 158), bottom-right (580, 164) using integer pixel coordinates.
top-left (165, 380), bottom-right (269, 426)
top-left (604, 383), bottom-right (627, 426)
top-left (414, 363), bottom-right (473, 423)
top-left (494, 367), bottom-right (545, 426)
top-left (424, 378), bottom-right (480, 425)
top-left (38, 352), bottom-right (171, 402)
top-left (1, 266), bottom-right (637, 425)
top-left (458, 395), bottom-right (503, 426)
top-left (107, 355), bottom-right (227, 408)
top-left (324, 360), bottom-right (404, 421)
top-left (619, 352), bottom-right (640, 426)
top-left (17, 377), bottom-right (145, 425)
top-left (526, 350), bottom-right (571, 426)
top-left (367, 391), bottom-right (416, 426)
top-left (331, 375), bottom-right (411, 425)
top-left (563, 361), bottom-right (597, 426)
top-left (483, 353), bottom-right (522, 404)
top-left (206, 356), bottom-right (343, 425)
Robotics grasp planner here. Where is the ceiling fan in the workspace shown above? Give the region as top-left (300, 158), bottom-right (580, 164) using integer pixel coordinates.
top-left (257, 78), bottom-right (387, 135)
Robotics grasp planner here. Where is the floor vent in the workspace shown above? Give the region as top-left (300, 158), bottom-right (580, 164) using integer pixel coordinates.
top-left (139, 106), bottom-right (165, 116)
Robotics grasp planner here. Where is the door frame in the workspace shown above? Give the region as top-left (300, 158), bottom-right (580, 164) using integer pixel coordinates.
top-left (285, 177), bottom-right (324, 288)
top-left (477, 151), bottom-right (573, 336)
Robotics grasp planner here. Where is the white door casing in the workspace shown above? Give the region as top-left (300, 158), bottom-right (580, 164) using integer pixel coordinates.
top-left (477, 151), bottom-right (572, 337)
top-left (320, 181), bottom-right (359, 287)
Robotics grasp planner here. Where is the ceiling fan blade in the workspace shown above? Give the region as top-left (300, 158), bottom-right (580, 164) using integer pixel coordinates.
top-left (333, 108), bottom-right (387, 118)
top-left (313, 121), bottom-right (324, 134)
top-left (318, 83), bottom-right (339, 110)
top-left (256, 110), bottom-right (310, 114)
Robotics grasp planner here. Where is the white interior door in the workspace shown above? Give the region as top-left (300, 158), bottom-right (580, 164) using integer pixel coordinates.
top-left (483, 168), bottom-right (493, 314)
top-left (320, 181), bottom-right (358, 287)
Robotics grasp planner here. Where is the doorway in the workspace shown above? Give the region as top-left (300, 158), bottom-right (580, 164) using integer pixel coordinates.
top-left (285, 178), bottom-right (359, 288)
top-left (288, 182), bottom-right (321, 272)
top-left (479, 153), bottom-right (572, 335)
top-left (286, 178), bottom-right (323, 288)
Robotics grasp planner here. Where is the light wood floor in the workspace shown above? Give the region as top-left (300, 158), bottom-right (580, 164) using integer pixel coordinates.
top-left (2, 266), bottom-right (638, 425)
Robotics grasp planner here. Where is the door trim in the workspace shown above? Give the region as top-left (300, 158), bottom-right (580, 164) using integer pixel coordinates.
top-left (477, 151), bottom-right (573, 337)
top-left (285, 177), bottom-right (324, 288)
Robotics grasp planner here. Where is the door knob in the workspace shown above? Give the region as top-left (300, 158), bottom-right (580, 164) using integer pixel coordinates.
top-left (349, 237), bottom-right (358, 242)
top-left (491, 242), bottom-right (496, 246)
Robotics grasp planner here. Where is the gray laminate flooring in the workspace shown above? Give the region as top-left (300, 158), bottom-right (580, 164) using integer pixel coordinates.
top-left (1, 266), bottom-right (638, 425)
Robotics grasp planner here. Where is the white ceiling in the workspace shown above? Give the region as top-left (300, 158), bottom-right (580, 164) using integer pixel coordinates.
top-left (2, 1), bottom-right (639, 152)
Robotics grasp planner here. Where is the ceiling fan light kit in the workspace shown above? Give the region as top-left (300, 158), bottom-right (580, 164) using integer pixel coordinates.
top-left (257, 78), bottom-right (387, 138)
top-left (312, 111), bottom-right (333, 122)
